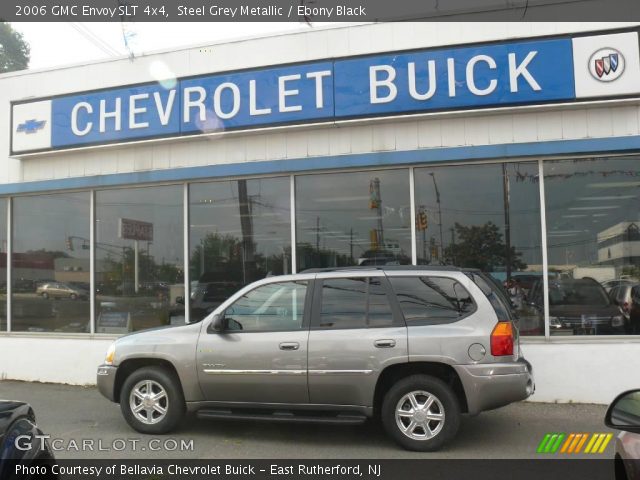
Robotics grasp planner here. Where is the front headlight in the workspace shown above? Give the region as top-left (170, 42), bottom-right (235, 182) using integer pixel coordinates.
top-left (611, 315), bottom-right (625, 328)
top-left (105, 342), bottom-right (116, 365)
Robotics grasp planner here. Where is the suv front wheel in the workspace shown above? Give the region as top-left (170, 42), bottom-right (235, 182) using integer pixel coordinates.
top-left (381, 374), bottom-right (460, 451)
top-left (120, 366), bottom-right (185, 434)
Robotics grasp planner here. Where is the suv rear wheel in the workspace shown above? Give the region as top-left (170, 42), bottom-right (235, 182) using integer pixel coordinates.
top-left (381, 374), bottom-right (460, 451)
top-left (120, 366), bottom-right (185, 434)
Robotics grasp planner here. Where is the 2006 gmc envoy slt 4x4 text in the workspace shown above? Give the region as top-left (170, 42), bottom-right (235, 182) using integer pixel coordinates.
top-left (97, 266), bottom-right (534, 451)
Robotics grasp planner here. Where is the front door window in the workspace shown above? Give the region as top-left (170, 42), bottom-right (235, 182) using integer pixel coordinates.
top-left (224, 281), bottom-right (307, 332)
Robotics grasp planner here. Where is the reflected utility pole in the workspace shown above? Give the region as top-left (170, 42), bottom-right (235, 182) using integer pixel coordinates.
top-left (429, 173), bottom-right (444, 262)
top-left (502, 164), bottom-right (512, 281)
top-left (450, 227), bottom-right (456, 265)
top-left (238, 180), bottom-right (256, 283)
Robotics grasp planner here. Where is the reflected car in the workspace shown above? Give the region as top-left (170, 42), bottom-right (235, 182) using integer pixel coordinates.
top-left (190, 275), bottom-right (243, 322)
top-left (36, 282), bottom-right (88, 300)
top-left (609, 285), bottom-right (640, 328)
top-left (0, 400), bottom-right (57, 479)
top-left (630, 286), bottom-right (640, 336)
top-left (603, 279), bottom-right (637, 294)
top-left (357, 249), bottom-right (410, 266)
top-left (605, 389), bottom-right (640, 480)
top-left (529, 278), bottom-right (625, 335)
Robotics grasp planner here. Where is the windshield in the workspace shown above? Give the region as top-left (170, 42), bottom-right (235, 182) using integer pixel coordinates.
top-left (548, 281), bottom-right (610, 306)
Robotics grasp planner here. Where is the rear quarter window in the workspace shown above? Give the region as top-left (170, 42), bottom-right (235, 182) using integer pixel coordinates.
top-left (388, 276), bottom-right (475, 326)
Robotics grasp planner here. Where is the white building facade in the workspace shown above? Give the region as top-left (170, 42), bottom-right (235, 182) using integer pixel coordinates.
top-left (1, 22), bottom-right (640, 404)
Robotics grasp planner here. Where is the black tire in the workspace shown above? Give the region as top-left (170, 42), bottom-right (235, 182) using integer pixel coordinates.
top-left (70, 293), bottom-right (78, 300)
top-left (119, 366), bottom-right (185, 434)
top-left (41, 292), bottom-right (49, 300)
top-left (381, 374), bottom-right (460, 452)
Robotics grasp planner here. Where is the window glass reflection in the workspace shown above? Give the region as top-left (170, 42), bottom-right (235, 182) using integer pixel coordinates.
top-left (296, 170), bottom-right (412, 270)
top-left (12, 193), bottom-right (90, 332)
top-left (96, 186), bottom-right (184, 332)
top-left (389, 276), bottom-right (474, 325)
top-left (414, 163), bottom-right (543, 335)
top-left (544, 157), bottom-right (639, 336)
top-left (189, 177), bottom-right (291, 322)
top-left (224, 281), bottom-right (307, 332)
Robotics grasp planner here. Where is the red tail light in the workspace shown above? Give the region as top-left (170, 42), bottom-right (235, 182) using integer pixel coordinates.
top-left (623, 302), bottom-right (630, 312)
top-left (491, 321), bottom-right (514, 356)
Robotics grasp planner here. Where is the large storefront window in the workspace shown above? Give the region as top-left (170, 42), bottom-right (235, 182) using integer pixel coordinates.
top-left (295, 170), bottom-right (412, 270)
top-left (189, 177), bottom-right (291, 322)
top-left (12, 193), bottom-right (90, 332)
top-left (543, 157), bottom-right (640, 336)
top-left (414, 162), bottom-right (543, 335)
top-left (96, 186), bottom-right (184, 332)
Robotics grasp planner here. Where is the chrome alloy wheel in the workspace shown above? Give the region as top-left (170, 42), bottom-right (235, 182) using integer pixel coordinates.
top-left (395, 390), bottom-right (445, 440)
top-left (129, 380), bottom-right (169, 425)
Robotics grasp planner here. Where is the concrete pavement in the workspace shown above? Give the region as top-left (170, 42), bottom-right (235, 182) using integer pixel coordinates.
top-left (0, 380), bottom-right (616, 459)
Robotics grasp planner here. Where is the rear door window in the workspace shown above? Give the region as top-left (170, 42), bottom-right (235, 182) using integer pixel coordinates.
top-left (388, 276), bottom-right (475, 325)
top-left (316, 277), bottom-right (395, 329)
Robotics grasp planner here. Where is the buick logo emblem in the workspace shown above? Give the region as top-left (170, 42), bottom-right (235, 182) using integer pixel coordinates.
top-left (588, 47), bottom-right (625, 82)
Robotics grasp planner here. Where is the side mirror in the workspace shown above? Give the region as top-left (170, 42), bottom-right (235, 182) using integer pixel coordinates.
top-left (209, 314), bottom-right (226, 333)
top-left (605, 389), bottom-right (640, 434)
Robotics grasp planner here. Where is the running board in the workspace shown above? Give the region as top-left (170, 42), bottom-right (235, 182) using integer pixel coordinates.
top-left (196, 409), bottom-right (367, 425)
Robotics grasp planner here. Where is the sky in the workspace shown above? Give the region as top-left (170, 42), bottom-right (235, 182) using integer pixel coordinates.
top-left (10, 22), bottom-right (325, 70)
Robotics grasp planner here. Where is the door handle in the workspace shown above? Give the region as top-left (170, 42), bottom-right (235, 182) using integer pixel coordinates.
top-left (279, 342), bottom-right (300, 351)
top-left (374, 339), bottom-right (396, 348)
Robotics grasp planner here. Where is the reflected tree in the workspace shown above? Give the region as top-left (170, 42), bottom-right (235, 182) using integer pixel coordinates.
top-left (190, 232), bottom-right (288, 284)
top-left (444, 221), bottom-right (527, 272)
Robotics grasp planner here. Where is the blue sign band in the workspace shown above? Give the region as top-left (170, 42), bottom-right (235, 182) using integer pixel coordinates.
top-left (48, 37), bottom-right (575, 150)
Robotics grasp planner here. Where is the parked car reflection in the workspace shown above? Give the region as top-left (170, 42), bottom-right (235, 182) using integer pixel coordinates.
top-left (609, 284), bottom-right (640, 334)
top-left (528, 277), bottom-right (625, 335)
top-left (36, 282), bottom-right (88, 300)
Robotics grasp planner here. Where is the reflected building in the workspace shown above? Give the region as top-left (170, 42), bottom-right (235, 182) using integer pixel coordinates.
top-left (598, 222), bottom-right (640, 269)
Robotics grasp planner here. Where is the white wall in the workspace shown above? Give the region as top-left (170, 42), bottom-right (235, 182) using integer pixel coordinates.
top-left (0, 336), bottom-right (113, 385)
top-left (521, 341), bottom-right (640, 404)
top-left (0, 335), bottom-right (638, 406)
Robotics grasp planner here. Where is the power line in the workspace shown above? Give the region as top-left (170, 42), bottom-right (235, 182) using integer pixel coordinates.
top-left (68, 23), bottom-right (121, 57)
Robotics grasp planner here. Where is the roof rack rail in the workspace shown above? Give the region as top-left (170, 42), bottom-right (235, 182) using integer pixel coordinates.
top-left (300, 265), bottom-right (464, 273)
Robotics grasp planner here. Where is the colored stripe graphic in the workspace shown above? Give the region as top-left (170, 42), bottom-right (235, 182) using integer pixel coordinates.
top-left (538, 433), bottom-right (612, 454)
top-left (537, 433), bottom-right (565, 453)
top-left (574, 434), bottom-right (589, 453)
top-left (537, 433), bottom-right (552, 453)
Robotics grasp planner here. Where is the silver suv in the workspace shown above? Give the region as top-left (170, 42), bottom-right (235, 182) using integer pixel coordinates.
top-left (97, 267), bottom-right (534, 451)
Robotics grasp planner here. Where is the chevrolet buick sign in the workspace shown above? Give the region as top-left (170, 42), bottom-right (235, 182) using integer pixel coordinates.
top-left (10, 31), bottom-right (640, 155)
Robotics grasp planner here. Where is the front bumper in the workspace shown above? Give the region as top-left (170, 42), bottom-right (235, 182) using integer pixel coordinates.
top-left (454, 359), bottom-right (534, 415)
top-left (96, 364), bottom-right (118, 402)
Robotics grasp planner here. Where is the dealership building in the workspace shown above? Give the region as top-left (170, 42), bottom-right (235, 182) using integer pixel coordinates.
top-left (1, 22), bottom-right (640, 404)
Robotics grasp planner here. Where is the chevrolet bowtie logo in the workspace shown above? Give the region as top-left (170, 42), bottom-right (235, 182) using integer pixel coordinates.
top-left (16, 119), bottom-right (46, 134)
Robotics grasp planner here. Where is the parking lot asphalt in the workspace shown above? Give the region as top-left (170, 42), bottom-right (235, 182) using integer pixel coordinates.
top-left (0, 380), bottom-right (616, 459)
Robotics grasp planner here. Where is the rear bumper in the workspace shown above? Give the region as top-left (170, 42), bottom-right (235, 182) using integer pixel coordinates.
top-left (96, 364), bottom-right (118, 402)
top-left (454, 359), bottom-right (534, 415)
